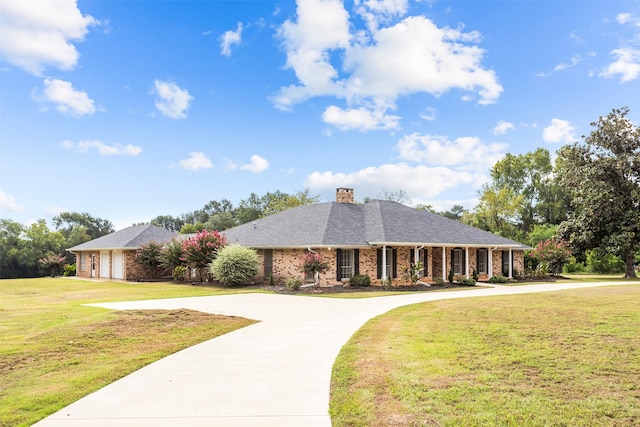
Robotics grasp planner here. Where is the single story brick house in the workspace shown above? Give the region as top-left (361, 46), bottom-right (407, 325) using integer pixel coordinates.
top-left (222, 188), bottom-right (529, 287)
top-left (68, 224), bottom-right (177, 281)
top-left (68, 188), bottom-right (529, 284)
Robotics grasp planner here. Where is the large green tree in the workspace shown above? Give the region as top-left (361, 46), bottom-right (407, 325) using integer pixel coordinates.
top-left (474, 148), bottom-right (568, 239)
top-left (557, 107), bottom-right (640, 278)
top-left (53, 212), bottom-right (114, 240)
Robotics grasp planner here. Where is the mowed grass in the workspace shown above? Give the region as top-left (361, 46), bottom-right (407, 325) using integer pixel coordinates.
top-left (0, 278), bottom-right (261, 427)
top-left (330, 284), bottom-right (640, 426)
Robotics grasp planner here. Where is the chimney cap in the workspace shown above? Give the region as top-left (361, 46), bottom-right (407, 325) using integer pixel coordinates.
top-left (336, 187), bottom-right (355, 203)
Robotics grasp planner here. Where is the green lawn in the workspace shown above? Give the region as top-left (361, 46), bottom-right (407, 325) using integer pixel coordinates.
top-left (330, 284), bottom-right (640, 426)
top-left (0, 278), bottom-right (262, 427)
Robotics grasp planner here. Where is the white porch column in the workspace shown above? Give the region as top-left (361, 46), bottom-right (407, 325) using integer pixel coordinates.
top-left (382, 245), bottom-right (387, 282)
top-left (465, 247), bottom-right (470, 279)
top-left (508, 248), bottom-right (513, 278)
top-left (442, 246), bottom-right (447, 282)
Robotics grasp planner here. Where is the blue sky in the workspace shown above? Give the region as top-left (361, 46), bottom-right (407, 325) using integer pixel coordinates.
top-left (1, 0), bottom-right (639, 230)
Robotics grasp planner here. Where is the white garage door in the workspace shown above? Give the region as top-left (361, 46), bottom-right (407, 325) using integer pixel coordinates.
top-left (112, 251), bottom-right (124, 279)
top-left (100, 251), bottom-right (110, 278)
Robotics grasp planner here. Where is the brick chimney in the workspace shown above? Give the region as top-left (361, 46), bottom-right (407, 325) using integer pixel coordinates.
top-left (336, 187), bottom-right (354, 204)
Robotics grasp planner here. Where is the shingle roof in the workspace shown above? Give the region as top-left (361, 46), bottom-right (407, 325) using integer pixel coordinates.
top-left (67, 224), bottom-right (177, 251)
top-left (223, 200), bottom-right (529, 249)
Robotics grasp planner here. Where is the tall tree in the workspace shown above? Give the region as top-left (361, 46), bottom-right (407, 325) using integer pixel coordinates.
top-left (0, 219), bottom-right (25, 278)
top-left (53, 212), bottom-right (114, 240)
top-left (478, 148), bottom-right (567, 234)
top-left (557, 107), bottom-right (640, 278)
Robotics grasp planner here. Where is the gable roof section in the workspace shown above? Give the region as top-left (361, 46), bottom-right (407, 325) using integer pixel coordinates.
top-left (68, 224), bottom-right (177, 252)
top-left (223, 200), bottom-right (529, 249)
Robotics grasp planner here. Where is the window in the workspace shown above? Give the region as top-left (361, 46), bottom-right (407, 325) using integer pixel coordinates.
top-left (79, 252), bottom-right (86, 271)
top-left (340, 249), bottom-right (355, 280)
top-left (263, 249), bottom-right (273, 278)
top-left (453, 248), bottom-right (463, 275)
top-left (417, 248), bottom-right (428, 276)
top-left (502, 250), bottom-right (511, 276)
top-left (477, 249), bottom-right (487, 274)
top-left (376, 248), bottom-right (397, 279)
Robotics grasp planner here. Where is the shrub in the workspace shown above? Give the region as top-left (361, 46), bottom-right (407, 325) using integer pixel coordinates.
top-left (460, 278), bottom-right (476, 286)
top-left (433, 277), bottom-right (445, 284)
top-left (447, 269), bottom-right (454, 284)
top-left (285, 277), bottom-right (302, 290)
top-left (350, 274), bottom-right (371, 287)
top-left (173, 265), bottom-right (187, 282)
top-left (136, 241), bottom-right (164, 278)
top-left (63, 263), bottom-right (76, 276)
top-left (563, 260), bottom-right (586, 273)
top-left (586, 250), bottom-right (625, 274)
top-left (161, 239), bottom-right (185, 273)
top-left (489, 275), bottom-right (508, 284)
top-left (210, 245), bottom-right (259, 286)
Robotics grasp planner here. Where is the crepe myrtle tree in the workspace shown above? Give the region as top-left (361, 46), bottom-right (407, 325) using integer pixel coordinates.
top-left (181, 230), bottom-right (226, 281)
top-left (557, 107), bottom-right (640, 278)
top-left (301, 252), bottom-right (330, 286)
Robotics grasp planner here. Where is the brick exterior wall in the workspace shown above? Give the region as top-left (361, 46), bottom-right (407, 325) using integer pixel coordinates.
top-left (251, 246), bottom-right (526, 287)
top-left (76, 245), bottom-right (525, 284)
top-left (74, 249), bottom-right (165, 281)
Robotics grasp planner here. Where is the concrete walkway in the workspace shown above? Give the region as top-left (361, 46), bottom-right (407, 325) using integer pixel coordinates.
top-left (34, 281), bottom-right (635, 426)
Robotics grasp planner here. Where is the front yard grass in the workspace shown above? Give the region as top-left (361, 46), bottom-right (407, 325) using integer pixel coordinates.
top-left (0, 278), bottom-right (260, 427)
top-left (330, 284), bottom-right (640, 426)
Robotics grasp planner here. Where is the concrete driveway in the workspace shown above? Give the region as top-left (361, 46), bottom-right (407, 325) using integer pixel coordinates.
top-left (34, 281), bottom-right (634, 426)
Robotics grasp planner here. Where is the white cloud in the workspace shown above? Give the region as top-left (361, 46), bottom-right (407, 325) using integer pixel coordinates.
top-left (178, 152), bottom-right (213, 171)
top-left (420, 107), bottom-right (436, 122)
top-left (220, 22), bottom-right (243, 57)
top-left (395, 133), bottom-right (507, 171)
top-left (599, 48), bottom-right (640, 83)
top-left (355, 0), bottom-right (409, 31)
top-left (306, 163), bottom-right (476, 199)
top-left (599, 13), bottom-right (640, 83)
top-left (553, 54), bottom-right (582, 72)
top-left (62, 140), bottom-right (142, 156)
top-left (0, 0), bottom-right (99, 75)
top-left (322, 104), bottom-right (400, 131)
top-left (240, 154), bottom-right (269, 173)
top-left (616, 13), bottom-right (632, 25)
top-left (153, 80), bottom-right (193, 119)
top-left (275, 4), bottom-right (502, 127)
top-left (542, 119), bottom-right (576, 143)
top-left (0, 188), bottom-right (24, 212)
top-left (274, 0), bottom-right (351, 110)
top-left (493, 120), bottom-right (514, 135)
top-left (33, 78), bottom-right (95, 116)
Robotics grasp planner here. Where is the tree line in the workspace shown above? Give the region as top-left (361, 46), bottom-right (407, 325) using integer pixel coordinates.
top-left (1, 107), bottom-right (638, 278)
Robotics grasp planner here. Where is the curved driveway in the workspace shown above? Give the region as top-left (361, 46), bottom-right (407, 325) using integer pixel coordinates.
top-left (34, 281), bottom-right (634, 426)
